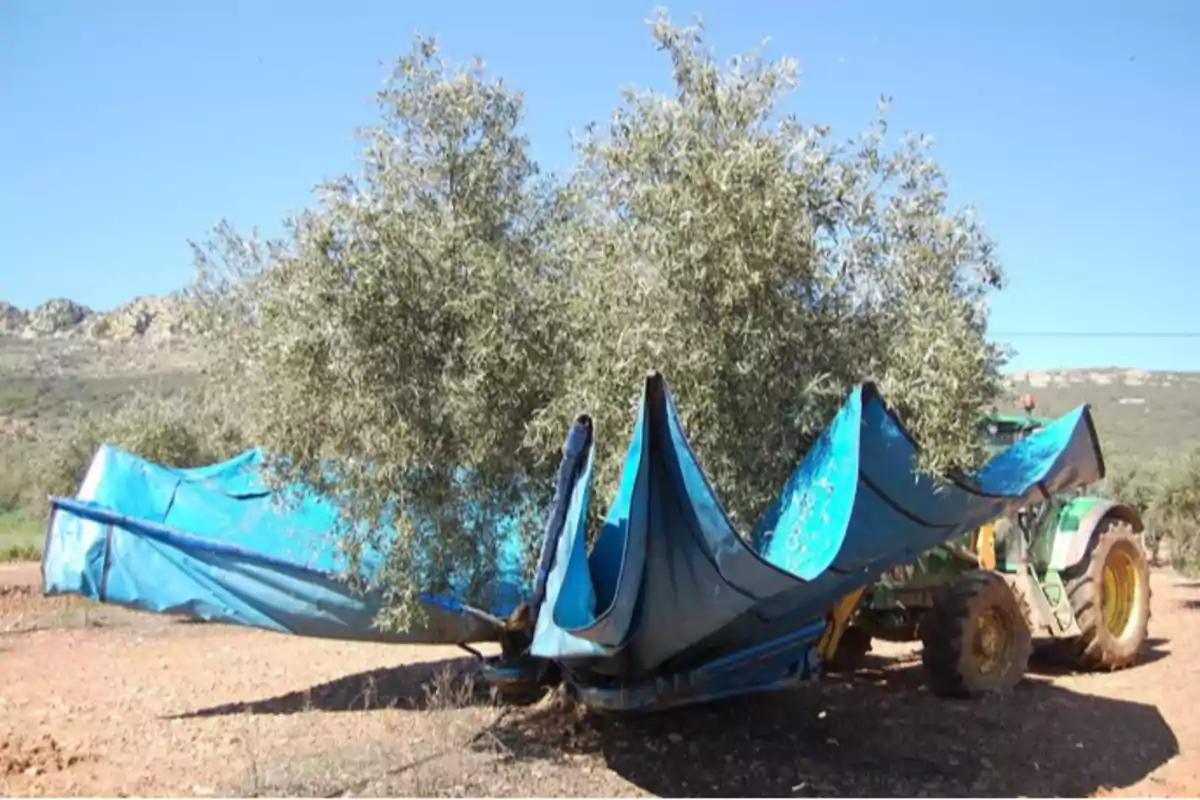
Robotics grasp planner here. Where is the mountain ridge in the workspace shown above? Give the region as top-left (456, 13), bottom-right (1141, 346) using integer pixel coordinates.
top-left (0, 293), bottom-right (199, 344)
top-left (3, 294), bottom-right (1196, 463)
top-left (0, 294), bottom-right (1185, 373)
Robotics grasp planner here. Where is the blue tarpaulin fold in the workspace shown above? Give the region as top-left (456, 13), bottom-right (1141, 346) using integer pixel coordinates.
top-left (42, 447), bottom-right (528, 643)
top-left (42, 372), bottom-right (1104, 707)
top-left (527, 374), bottom-right (1103, 690)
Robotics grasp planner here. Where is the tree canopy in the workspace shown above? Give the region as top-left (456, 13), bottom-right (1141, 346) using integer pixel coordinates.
top-left (191, 11), bottom-right (1008, 627)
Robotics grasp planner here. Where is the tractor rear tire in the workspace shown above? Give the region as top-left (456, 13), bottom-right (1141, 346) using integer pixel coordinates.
top-left (920, 570), bottom-right (1033, 698)
top-left (1062, 516), bottom-right (1151, 671)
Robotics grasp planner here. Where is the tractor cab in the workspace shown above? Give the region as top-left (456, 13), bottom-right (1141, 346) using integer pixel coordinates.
top-left (977, 394), bottom-right (1063, 564)
top-left (981, 394), bottom-right (1052, 456)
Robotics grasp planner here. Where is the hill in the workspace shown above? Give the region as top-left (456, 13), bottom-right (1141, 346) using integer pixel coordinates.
top-left (1, 293), bottom-right (1198, 464)
top-left (0, 295), bottom-right (206, 427)
top-left (1005, 368), bottom-right (1200, 465)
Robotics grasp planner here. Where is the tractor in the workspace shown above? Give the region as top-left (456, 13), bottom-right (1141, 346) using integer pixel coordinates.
top-left (828, 394), bottom-right (1152, 697)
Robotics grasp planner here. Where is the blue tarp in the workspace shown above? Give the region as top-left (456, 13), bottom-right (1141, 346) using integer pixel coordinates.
top-left (41, 447), bottom-right (529, 643)
top-left (42, 372), bottom-right (1104, 709)
top-left (523, 375), bottom-right (1102, 708)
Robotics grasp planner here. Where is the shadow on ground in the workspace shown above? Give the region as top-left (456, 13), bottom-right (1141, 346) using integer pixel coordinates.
top-left (171, 656), bottom-right (493, 719)
top-left (490, 656), bottom-right (1180, 798)
top-left (1026, 636), bottom-right (1172, 676)
top-left (182, 648), bottom-right (1180, 797)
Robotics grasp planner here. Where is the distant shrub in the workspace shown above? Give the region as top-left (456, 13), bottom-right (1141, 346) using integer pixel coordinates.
top-left (0, 461), bottom-right (24, 513)
top-left (0, 542), bottom-right (41, 563)
top-left (1151, 450), bottom-right (1200, 576)
top-left (30, 386), bottom-right (246, 506)
top-left (1104, 452), bottom-right (1200, 576)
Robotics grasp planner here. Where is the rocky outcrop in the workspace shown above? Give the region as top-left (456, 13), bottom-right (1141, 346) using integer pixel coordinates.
top-left (1, 294), bottom-right (201, 343)
top-left (91, 295), bottom-right (199, 341)
top-left (0, 302), bottom-right (26, 334)
top-left (26, 298), bottom-right (93, 335)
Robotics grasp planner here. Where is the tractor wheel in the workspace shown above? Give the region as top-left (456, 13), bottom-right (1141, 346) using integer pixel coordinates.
top-left (920, 570), bottom-right (1033, 698)
top-left (1062, 516), bottom-right (1151, 671)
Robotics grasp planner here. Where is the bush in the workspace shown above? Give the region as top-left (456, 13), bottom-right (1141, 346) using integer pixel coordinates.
top-left (0, 459), bottom-right (25, 513)
top-left (190, 12), bottom-right (1008, 628)
top-left (1150, 451), bottom-right (1200, 576)
top-left (30, 386), bottom-right (246, 506)
top-left (1, 425), bottom-right (45, 514)
top-left (1105, 453), bottom-right (1200, 576)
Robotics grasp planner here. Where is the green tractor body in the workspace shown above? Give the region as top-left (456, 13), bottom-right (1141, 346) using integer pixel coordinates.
top-left (836, 402), bottom-right (1152, 696)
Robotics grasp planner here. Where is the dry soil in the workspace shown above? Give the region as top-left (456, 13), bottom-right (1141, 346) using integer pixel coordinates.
top-left (2, 562), bottom-right (1198, 797)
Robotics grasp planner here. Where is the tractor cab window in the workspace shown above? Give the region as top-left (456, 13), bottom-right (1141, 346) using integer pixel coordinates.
top-left (986, 424), bottom-right (1016, 448)
top-left (981, 419), bottom-right (1043, 452)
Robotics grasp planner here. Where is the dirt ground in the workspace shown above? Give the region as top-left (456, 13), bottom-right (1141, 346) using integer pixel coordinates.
top-left (2, 562), bottom-right (1198, 798)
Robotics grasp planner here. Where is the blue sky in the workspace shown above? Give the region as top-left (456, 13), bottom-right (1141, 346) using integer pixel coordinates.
top-left (2, 0), bottom-right (1197, 371)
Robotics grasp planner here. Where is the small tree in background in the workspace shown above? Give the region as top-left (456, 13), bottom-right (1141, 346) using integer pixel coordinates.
top-left (33, 387), bottom-right (246, 503)
top-left (191, 11), bottom-right (1008, 628)
top-left (1153, 450), bottom-right (1200, 575)
top-left (1104, 453), bottom-right (1200, 576)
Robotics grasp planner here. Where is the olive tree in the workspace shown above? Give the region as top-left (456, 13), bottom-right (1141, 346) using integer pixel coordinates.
top-left (192, 12), bottom-right (1007, 628)
top-left (192, 38), bottom-right (572, 626)
top-left (526, 13), bottom-right (1005, 530)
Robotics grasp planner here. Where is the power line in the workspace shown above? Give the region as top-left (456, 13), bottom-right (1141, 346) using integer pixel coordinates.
top-left (990, 331), bottom-right (1200, 339)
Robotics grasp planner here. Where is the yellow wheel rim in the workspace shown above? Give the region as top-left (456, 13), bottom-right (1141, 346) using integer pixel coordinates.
top-left (972, 608), bottom-right (1011, 675)
top-left (1102, 546), bottom-right (1139, 637)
